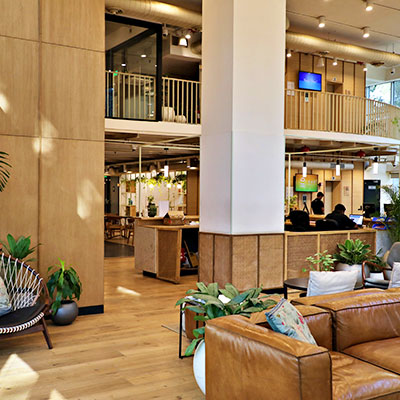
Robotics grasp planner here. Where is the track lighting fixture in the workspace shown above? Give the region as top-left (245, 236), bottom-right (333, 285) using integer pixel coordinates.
top-left (365, 0), bottom-right (373, 12)
top-left (185, 31), bottom-right (191, 39)
top-left (363, 64), bottom-right (368, 72)
top-left (317, 56), bottom-right (325, 68)
top-left (318, 16), bottom-right (326, 28)
top-left (333, 58), bottom-right (338, 66)
top-left (286, 49), bottom-right (292, 58)
top-left (362, 27), bottom-right (370, 38)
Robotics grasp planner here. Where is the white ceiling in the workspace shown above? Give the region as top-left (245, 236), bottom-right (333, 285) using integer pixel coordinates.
top-left (287, 0), bottom-right (400, 54)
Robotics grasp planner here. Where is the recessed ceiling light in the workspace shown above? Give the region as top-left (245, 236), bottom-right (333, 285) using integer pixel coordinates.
top-left (362, 27), bottom-right (370, 38)
top-left (141, 54), bottom-right (147, 58)
top-left (365, 0), bottom-right (373, 11)
top-left (318, 16), bottom-right (326, 28)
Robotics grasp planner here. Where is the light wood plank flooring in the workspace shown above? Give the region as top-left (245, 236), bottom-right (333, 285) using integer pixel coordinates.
top-left (0, 257), bottom-right (203, 399)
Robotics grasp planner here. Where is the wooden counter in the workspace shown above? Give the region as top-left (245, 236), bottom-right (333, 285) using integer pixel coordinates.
top-left (134, 217), bottom-right (199, 283)
top-left (284, 228), bottom-right (376, 280)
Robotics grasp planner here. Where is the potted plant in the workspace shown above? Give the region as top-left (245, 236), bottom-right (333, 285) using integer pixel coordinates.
top-left (368, 250), bottom-right (387, 280)
top-left (176, 282), bottom-right (277, 394)
top-left (0, 151), bottom-right (11, 192)
top-left (0, 234), bottom-right (40, 266)
top-left (382, 186), bottom-right (400, 243)
top-left (303, 250), bottom-right (335, 272)
top-left (47, 259), bottom-right (82, 325)
top-left (147, 195), bottom-right (157, 217)
top-left (334, 239), bottom-right (371, 285)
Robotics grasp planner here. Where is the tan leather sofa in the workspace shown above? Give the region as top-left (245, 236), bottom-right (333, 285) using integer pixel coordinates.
top-left (205, 291), bottom-right (400, 399)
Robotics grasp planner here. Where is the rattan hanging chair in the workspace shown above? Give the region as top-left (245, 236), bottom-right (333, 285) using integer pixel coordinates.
top-left (0, 253), bottom-right (52, 349)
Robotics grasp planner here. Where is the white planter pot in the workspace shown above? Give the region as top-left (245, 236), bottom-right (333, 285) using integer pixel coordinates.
top-left (369, 272), bottom-right (385, 281)
top-left (193, 339), bottom-right (206, 395)
top-left (335, 263), bottom-right (363, 286)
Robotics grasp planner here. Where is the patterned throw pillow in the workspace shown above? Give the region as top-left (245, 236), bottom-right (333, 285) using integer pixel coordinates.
top-left (0, 276), bottom-right (12, 317)
top-left (265, 298), bottom-right (317, 345)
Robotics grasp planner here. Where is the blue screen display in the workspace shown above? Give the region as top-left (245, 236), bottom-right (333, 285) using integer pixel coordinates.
top-left (298, 71), bottom-right (322, 91)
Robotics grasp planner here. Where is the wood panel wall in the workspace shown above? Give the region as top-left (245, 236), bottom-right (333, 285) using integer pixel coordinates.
top-left (286, 51), bottom-right (366, 97)
top-left (0, 1), bottom-right (105, 309)
top-left (186, 170), bottom-right (200, 215)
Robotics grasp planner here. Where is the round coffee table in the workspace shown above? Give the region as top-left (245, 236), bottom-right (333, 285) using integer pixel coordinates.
top-left (283, 277), bottom-right (363, 299)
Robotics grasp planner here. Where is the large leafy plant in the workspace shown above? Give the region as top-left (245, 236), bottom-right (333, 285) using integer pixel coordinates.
top-left (176, 282), bottom-right (277, 356)
top-left (0, 151), bottom-right (11, 192)
top-left (381, 185), bottom-right (400, 243)
top-left (303, 250), bottom-right (335, 272)
top-left (0, 234), bottom-right (39, 262)
top-left (47, 259), bottom-right (82, 314)
top-left (334, 239), bottom-right (371, 265)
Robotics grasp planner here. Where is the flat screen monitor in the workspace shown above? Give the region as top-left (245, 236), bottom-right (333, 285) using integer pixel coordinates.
top-left (349, 214), bottom-right (364, 226)
top-left (294, 174), bottom-right (318, 192)
top-left (298, 71), bottom-right (322, 92)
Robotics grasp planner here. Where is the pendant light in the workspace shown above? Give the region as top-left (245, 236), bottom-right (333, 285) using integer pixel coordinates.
top-left (336, 160), bottom-right (341, 176)
top-left (164, 161), bottom-right (169, 178)
top-left (302, 161), bottom-right (307, 177)
top-left (365, 0), bottom-right (373, 12)
top-left (318, 16), bottom-right (326, 28)
top-left (362, 27), bottom-right (370, 38)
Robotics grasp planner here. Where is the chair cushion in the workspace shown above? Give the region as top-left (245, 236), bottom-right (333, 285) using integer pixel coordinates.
top-left (265, 298), bottom-right (317, 345)
top-left (331, 352), bottom-right (400, 399)
top-left (365, 277), bottom-right (390, 289)
top-left (389, 262), bottom-right (400, 288)
top-left (307, 270), bottom-right (358, 297)
top-left (0, 276), bottom-right (11, 317)
top-left (387, 242), bottom-right (400, 268)
top-left (0, 302), bottom-right (45, 328)
top-left (343, 337), bottom-right (400, 375)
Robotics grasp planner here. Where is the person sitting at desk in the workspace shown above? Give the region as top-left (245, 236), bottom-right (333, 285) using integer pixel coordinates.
top-left (311, 192), bottom-right (324, 215)
top-left (325, 204), bottom-right (357, 230)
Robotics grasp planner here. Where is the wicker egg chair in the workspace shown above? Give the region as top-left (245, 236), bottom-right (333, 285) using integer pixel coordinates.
top-left (0, 253), bottom-right (52, 349)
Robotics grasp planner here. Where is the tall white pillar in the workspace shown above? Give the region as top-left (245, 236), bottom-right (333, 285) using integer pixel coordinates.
top-left (200, 0), bottom-right (286, 234)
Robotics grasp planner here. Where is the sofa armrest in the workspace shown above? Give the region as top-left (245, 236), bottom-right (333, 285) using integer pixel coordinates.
top-left (205, 315), bottom-right (332, 400)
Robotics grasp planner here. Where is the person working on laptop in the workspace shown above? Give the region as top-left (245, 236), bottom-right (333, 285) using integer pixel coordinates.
top-left (325, 204), bottom-right (358, 230)
top-left (311, 192), bottom-right (325, 215)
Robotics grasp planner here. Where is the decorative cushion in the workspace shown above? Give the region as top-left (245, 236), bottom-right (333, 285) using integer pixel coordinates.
top-left (0, 276), bottom-right (11, 317)
top-left (265, 298), bottom-right (317, 345)
top-left (389, 262), bottom-right (400, 288)
top-left (307, 270), bottom-right (358, 297)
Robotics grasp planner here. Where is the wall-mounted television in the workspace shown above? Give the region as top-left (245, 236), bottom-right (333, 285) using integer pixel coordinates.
top-left (298, 71), bottom-right (322, 92)
top-left (294, 174), bottom-right (318, 192)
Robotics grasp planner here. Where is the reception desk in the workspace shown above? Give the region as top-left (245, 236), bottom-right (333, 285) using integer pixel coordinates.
top-left (134, 217), bottom-right (199, 283)
top-left (284, 228), bottom-right (376, 280)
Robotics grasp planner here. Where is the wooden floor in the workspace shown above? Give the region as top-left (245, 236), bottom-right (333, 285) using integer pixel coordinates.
top-left (0, 257), bottom-right (204, 399)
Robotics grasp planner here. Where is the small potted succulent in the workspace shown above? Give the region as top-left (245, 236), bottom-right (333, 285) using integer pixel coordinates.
top-left (176, 282), bottom-right (277, 395)
top-left (47, 259), bottom-right (82, 325)
top-left (334, 239), bottom-right (371, 286)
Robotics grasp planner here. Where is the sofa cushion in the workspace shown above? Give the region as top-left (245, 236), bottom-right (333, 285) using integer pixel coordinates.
top-left (316, 292), bottom-right (400, 351)
top-left (292, 288), bottom-right (383, 306)
top-left (307, 270), bottom-right (358, 297)
top-left (331, 352), bottom-right (400, 400)
top-left (343, 337), bottom-right (400, 375)
top-left (266, 298), bottom-right (317, 345)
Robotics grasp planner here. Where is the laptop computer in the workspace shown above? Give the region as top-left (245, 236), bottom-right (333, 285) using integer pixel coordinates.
top-left (349, 214), bottom-right (364, 226)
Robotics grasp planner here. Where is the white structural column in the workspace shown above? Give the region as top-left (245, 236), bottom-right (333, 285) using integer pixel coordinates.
top-left (200, 0), bottom-right (286, 234)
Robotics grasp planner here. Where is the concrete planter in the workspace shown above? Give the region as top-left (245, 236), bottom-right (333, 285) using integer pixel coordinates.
top-left (335, 263), bottom-right (364, 286)
top-left (51, 300), bottom-right (78, 325)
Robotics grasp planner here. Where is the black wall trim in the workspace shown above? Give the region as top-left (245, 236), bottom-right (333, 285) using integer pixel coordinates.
top-left (78, 305), bottom-right (104, 316)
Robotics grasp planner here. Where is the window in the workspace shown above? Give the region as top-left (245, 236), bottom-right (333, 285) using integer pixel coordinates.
top-left (367, 82), bottom-right (391, 104)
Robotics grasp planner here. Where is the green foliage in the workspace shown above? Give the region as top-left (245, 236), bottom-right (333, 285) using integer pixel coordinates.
top-left (334, 239), bottom-right (371, 265)
top-left (381, 186), bottom-right (400, 243)
top-left (303, 250), bottom-right (335, 272)
top-left (368, 249), bottom-right (387, 273)
top-left (284, 195), bottom-right (298, 210)
top-left (47, 259), bottom-right (82, 315)
top-left (0, 151), bottom-right (11, 192)
top-left (176, 282), bottom-right (277, 356)
top-left (0, 234), bottom-right (39, 262)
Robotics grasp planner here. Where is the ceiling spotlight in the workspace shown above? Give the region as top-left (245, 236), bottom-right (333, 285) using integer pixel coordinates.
top-left (362, 27), bottom-right (370, 38)
top-left (373, 157), bottom-right (379, 174)
top-left (365, 0), bottom-right (373, 11)
top-left (185, 31), bottom-right (191, 39)
top-left (318, 16), bottom-right (326, 28)
top-left (317, 56), bottom-right (325, 68)
top-left (121, 63), bottom-right (126, 67)
top-left (141, 54), bottom-right (147, 58)
top-left (333, 58), bottom-right (338, 66)
top-left (162, 24), bottom-right (169, 37)
top-left (178, 37), bottom-right (188, 47)
top-left (286, 49), bottom-right (292, 58)
top-left (363, 64), bottom-right (368, 72)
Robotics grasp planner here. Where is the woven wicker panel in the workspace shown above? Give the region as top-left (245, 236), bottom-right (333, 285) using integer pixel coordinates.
top-left (199, 233), bottom-right (214, 285)
top-left (214, 235), bottom-right (232, 287)
top-left (320, 233), bottom-right (348, 257)
top-left (287, 234), bottom-right (318, 279)
top-left (350, 231), bottom-right (376, 254)
top-left (259, 234), bottom-right (284, 289)
top-left (232, 236), bottom-right (258, 291)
